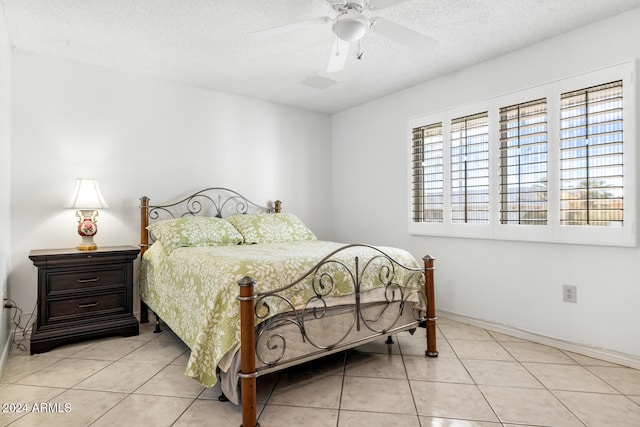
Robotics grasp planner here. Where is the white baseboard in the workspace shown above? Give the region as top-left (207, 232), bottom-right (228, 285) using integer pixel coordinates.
top-left (0, 334), bottom-right (9, 379)
top-left (438, 309), bottom-right (640, 370)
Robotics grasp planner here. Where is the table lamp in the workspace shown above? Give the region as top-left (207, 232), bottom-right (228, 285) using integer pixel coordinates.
top-left (64, 178), bottom-right (109, 251)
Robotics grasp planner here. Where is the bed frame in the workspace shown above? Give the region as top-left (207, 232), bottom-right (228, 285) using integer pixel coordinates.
top-left (139, 188), bottom-right (438, 427)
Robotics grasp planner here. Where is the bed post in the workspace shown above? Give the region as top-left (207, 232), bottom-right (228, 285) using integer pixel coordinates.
top-left (423, 255), bottom-right (438, 357)
top-left (238, 276), bottom-right (258, 427)
top-left (140, 196), bottom-right (150, 324)
top-left (274, 200), bottom-right (282, 213)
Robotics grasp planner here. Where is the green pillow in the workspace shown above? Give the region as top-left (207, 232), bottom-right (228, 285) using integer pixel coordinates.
top-left (226, 213), bottom-right (316, 244)
top-left (148, 216), bottom-right (244, 251)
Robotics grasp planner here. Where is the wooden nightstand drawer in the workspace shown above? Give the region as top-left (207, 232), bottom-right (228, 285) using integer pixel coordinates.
top-left (47, 292), bottom-right (126, 321)
top-left (29, 246), bottom-right (140, 354)
top-left (48, 268), bottom-right (125, 293)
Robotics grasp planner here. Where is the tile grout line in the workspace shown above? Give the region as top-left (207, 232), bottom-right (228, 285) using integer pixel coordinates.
top-left (447, 326), bottom-right (505, 426)
top-left (475, 329), bottom-right (588, 427)
top-left (333, 349), bottom-right (348, 427)
top-left (397, 333), bottom-right (428, 427)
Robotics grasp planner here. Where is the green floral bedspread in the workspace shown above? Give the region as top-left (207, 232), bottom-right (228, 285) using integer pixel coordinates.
top-left (140, 240), bottom-right (422, 387)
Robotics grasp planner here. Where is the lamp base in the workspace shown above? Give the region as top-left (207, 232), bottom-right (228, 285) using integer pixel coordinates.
top-left (75, 210), bottom-right (99, 251)
top-left (77, 235), bottom-right (98, 251)
top-left (77, 243), bottom-right (98, 251)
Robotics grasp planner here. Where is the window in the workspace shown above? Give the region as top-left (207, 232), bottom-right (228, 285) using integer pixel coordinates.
top-left (408, 62), bottom-right (635, 246)
top-left (559, 81), bottom-right (623, 227)
top-left (499, 99), bottom-right (548, 225)
top-left (412, 123), bottom-right (443, 223)
top-left (451, 112), bottom-right (489, 224)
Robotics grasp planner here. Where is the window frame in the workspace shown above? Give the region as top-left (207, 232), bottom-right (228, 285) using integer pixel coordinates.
top-left (407, 62), bottom-right (636, 247)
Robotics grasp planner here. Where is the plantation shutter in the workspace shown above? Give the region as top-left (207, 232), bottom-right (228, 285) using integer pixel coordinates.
top-left (499, 99), bottom-right (548, 225)
top-left (450, 112), bottom-right (489, 224)
top-left (560, 81), bottom-right (623, 226)
top-left (412, 123), bottom-right (444, 223)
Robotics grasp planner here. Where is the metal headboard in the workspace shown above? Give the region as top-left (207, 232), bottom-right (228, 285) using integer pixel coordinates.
top-left (140, 187), bottom-right (281, 254)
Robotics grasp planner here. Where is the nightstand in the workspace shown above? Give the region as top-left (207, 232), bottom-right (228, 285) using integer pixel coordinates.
top-left (28, 246), bottom-right (140, 354)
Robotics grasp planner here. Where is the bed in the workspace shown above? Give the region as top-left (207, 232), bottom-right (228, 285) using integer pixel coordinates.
top-left (138, 187), bottom-right (437, 427)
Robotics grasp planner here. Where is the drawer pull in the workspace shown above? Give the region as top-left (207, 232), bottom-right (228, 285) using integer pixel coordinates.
top-left (77, 302), bottom-right (100, 308)
top-left (77, 277), bottom-right (100, 283)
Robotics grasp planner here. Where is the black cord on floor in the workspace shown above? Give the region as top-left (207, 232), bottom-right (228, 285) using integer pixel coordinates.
top-left (4, 298), bottom-right (36, 352)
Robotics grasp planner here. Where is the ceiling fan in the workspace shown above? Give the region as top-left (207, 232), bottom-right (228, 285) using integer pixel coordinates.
top-left (252, 0), bottom-right (437, 73)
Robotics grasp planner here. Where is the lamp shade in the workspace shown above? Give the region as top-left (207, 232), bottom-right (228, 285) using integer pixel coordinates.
top-left (64, 178), bottom-right (109, 209)
top-left (333, 11), bottom-right (369, 42)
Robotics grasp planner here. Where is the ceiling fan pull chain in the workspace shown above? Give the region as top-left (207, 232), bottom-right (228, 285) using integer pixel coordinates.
top-left (335, 14), bottom-right (342, 55)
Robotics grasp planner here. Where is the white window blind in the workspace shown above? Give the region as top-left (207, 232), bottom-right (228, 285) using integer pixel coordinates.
top-left (408, 62), bottom-right (634, 246)
top-left (499, 99), bottom-right (548, 225)
top-left (412, 122), bottom-right (443, 223)
top-left (451, 112), bottom-right (489, 224)
top-left (560, 80), bottom-right (623, 227)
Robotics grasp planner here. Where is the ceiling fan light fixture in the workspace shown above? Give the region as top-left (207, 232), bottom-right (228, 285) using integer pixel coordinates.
top-left (332, 10), bottom-right (369, 42)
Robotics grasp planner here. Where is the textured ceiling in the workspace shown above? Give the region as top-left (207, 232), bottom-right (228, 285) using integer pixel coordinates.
top-left (2, 0), bottom-right (640, 113)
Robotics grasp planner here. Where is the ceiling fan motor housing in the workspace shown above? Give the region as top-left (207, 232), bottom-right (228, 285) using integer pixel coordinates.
top-left (329, 0), bottom-right (367, 12)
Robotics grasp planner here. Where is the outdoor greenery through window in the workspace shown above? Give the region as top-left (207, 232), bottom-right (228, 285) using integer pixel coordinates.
top-left (408, 63), bottom-right (635, 246)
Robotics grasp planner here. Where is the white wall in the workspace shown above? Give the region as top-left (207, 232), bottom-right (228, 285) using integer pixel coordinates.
top-left (9, 50), bottom-right (332, 322)
top-left (0, 2), bottom-right (12, 372)
top-left (331, 8), bottom-right (640, 363)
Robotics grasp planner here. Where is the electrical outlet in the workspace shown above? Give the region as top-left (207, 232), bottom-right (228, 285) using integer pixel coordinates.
top-left (563, 284), bottom-right (577, 303)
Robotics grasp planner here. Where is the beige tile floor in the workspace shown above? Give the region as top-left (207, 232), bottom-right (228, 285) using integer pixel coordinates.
top-left (2, 318), bottom-right (640, 426)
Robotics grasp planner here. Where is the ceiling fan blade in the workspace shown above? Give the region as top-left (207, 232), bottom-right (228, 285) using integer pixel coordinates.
top-left (251, 16), bottom-right (331, 37)
top-left (371, 18), bottom-right (437, 51)
top-left (368, 0), bottom-right (412, 9)
top-left (326, 37), bottom-right (350, 73)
